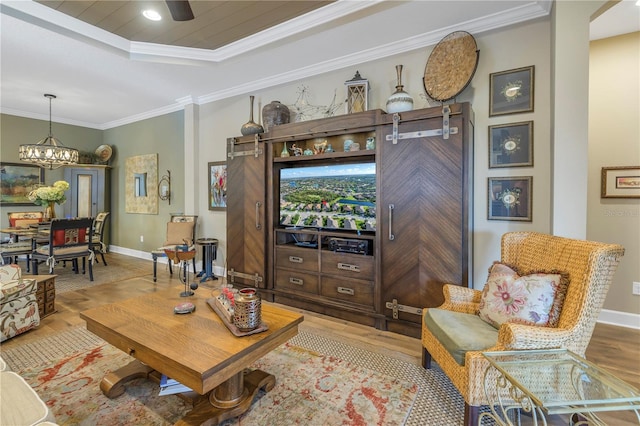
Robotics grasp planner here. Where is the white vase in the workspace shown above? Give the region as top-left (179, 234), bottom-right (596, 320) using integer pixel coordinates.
top-left (386, 65), bottom-right (414, 113)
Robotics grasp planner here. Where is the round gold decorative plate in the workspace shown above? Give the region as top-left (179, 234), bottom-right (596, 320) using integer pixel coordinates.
top-left (423, 31), bottom-right (479, 102)
top-left (95, 144), bottom-right (113, 163)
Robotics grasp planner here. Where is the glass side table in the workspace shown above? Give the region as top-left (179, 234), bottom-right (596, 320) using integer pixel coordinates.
top-left (481, 349), bottom-right (640, 425)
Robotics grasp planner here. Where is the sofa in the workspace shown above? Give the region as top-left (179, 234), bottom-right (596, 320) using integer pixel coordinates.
top-left (1, 264), bottom-right (40, 342)
top-left (0, 355), bottom-right (58, 425)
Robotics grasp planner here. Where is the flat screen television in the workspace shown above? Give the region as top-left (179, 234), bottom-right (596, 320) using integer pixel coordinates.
top-left (279, 162), bottom-right (376, 233)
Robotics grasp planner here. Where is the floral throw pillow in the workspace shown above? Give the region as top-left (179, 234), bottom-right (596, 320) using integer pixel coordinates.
top-left (478, 262), bottom-right (569, 329)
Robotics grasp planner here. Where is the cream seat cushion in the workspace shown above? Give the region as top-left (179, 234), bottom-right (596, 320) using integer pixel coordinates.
top-left (0, 371), bottom-right (58, 425)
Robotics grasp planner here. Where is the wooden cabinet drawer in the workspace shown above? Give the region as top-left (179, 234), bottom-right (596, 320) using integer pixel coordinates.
top-left (321, 251), bottom-right (374, 280)
top-left (45, 301), bottom-right (56, 314)
top-left (46, 289), bottom-right (55, 301)
top-left (275, 246), bottom-right (318, 272)
top-left (36, 293), bottom-right (45, 306)
top-left (275, 269), bottom-right (319, 294)
top-left (320, 276), bottom-right (374, 308)
top-left (44, 278), bottom-right (55, 291)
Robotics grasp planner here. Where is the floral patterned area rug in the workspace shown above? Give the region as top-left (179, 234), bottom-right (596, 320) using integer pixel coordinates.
top-left (2, 327), bottom-right (423, 426)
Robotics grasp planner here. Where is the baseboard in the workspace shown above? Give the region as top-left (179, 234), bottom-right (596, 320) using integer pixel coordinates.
top-left (108, 245), bottom-right (226, 278)
top-left (109, 245), bottom-right (638, 328)
top-left (598, 309), bottom-right (640, 330)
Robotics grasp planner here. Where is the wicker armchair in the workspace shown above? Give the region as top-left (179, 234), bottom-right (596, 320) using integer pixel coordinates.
top-left (421, 232), bottom-right (625, 426)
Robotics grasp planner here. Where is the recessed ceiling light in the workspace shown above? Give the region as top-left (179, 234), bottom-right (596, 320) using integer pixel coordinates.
top-left (143, 10), bottom-right (162, 21)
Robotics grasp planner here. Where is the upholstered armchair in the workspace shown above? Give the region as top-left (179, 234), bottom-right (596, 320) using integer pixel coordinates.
top-left (421, 232), bottom-right (625, 426)
top-left (1, 264), bottom-right (40, 342)
top-left (151, 214), bottom-right (198, 282)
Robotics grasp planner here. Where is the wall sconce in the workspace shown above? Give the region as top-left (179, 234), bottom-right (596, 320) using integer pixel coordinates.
top-left (158, 170), bottom-right (171, 204)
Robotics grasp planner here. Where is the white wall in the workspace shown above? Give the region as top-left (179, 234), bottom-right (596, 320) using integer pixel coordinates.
top-left (588, 32), bottom-right (640, 320)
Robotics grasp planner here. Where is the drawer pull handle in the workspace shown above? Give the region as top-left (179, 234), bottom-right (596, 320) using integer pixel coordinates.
top-left (338, 263), bottom-right (360, 272)
top-left (128, 348), bottom-right (135, 356)
top-left (337, 287), bottom-right (355, 296)
top-left (289, 277), bottom-right (303, 286)
top-left (289, 256), bottom-right (303, 263)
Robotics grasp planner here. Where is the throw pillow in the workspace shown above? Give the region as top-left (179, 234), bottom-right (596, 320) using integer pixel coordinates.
top-left (478, 262), bottom-right (569, 329)
top-left (164, 221), bottom-right (194, 246)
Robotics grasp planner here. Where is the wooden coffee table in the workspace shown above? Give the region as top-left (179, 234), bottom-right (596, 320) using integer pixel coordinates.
top-left (80, 285), bottom-right (303, 425)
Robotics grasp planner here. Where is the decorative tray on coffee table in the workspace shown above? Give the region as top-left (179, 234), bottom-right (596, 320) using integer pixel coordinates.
top-left (206, 297), bottom-right (268, 337)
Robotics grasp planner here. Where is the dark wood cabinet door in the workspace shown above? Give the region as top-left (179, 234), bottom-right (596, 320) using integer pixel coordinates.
top-left (226, 138), bottom-right (267, 288)
top-left (378, 106), bottom-right (471, 325)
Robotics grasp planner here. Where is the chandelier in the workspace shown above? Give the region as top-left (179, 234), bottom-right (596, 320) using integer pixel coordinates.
top-left (19, 94), bottom-right (79, 169)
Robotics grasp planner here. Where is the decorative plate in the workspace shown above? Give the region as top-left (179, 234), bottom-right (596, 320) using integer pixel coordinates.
top-left (423, 31), bottom-right (479, 102)
top-left (95, 144), bottom-right (113, 163)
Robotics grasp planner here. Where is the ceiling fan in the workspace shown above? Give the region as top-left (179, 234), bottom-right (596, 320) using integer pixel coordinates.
top-left (165, 0), bottom-right (194, 21)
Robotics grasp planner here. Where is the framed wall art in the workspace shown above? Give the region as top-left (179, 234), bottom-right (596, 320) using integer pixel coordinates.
top-left (489, 121), bottom-right (533, 168)
top-left (208, 161), bottom-right (227, 210)
top-left (489, 65), bottom-right (534, 116)
top-left (601, 166), bottom-right (640, 198)
top-left (488, 176), bottom-right (532, 221)
top-left (0, 162), bottom-right (44, 206)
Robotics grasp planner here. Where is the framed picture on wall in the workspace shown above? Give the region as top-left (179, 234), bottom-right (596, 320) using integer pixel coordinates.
top-left (489, 121), bottom-right (533, 168)
top-left (208, 161), bottom-right (227, 210)
top-left (601, 166), bottom-right (640, 198)
top-left (0, 162), bottom-right (44, 206)
top-left (489, 66), bottom-right (534, 116)
top-left (488, 176), bottom-right (533, 221)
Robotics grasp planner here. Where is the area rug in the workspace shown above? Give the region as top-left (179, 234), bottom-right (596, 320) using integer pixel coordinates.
top-left (51, 254), bottom-right (151, 294)
top-left (0, 327), bottom-right (465, 426)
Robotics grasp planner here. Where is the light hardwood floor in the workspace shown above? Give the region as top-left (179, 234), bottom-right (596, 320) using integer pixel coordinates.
top-left (2, 253), bottom-right (639, 424)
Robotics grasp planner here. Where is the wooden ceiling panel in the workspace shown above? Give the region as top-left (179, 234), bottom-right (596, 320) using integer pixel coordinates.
top-left (36, 0), bottom-right (333, 51)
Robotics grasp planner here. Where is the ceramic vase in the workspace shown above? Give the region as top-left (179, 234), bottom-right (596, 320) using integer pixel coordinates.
top-left (262, 100), bottom-right (290, 132)
top-left (240, 95), bottom-right (264, 136)
top-left (386, 65), bottom-right (414, 113)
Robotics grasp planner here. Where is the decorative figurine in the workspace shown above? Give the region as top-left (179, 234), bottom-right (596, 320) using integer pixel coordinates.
top-left (291, 144), bottom-right (303, 156)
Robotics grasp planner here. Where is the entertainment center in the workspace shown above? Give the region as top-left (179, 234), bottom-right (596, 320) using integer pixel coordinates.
top-left (226, 103), bottom-right (473, 337)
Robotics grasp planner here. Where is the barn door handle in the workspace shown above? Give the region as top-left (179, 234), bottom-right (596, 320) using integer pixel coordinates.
top-left (388, 204), bottom-right (395, 241)
top-left (255, 202), bottom-right (262, 230)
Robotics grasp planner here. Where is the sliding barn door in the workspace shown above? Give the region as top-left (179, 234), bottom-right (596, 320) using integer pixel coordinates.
top-left (226, 136), bottom-right (267, 288)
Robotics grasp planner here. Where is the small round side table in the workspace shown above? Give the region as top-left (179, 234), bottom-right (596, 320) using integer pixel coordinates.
top-left (195, 238), bottom-right (218, 282)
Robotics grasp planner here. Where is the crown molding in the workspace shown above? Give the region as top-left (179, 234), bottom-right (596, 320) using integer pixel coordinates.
top-left (2, 0), bottom-right (381, 65)
top-left (109, 0), bottom-right (552, 129)
top-left (2, 0), bottom-right (552, 129)
top-left (0, 107), bottom-right (103, 129)
top-left (197, 1), bottom-right (552, 104)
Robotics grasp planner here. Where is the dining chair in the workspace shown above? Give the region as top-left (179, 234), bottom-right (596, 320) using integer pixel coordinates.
top-left (90, 212), bottom-right (110, 265)
top-left (31, 218), bottom-right (95, 281)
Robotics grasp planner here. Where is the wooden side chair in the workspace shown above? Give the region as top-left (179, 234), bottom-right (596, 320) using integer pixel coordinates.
top-left (31, 218), bottom-right (95, 281)
top-left (151, 214), bottom-right (198, 282)
top-left (2, 212), bottom-right (45, 270)
top-left (90, 212), bottom-right (110, 265)
top-left (421, 231), bottom-right (625, 426)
